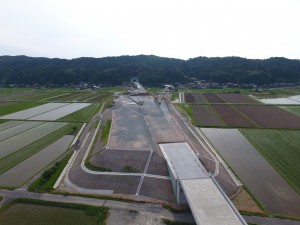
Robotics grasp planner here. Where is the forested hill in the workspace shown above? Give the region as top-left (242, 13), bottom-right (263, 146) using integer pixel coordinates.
top-left (0, 55), bottom-right (300, 86)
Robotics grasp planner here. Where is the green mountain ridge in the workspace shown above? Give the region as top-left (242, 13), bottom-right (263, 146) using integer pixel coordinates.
top-left (0, 55), bottom-right (299, 86)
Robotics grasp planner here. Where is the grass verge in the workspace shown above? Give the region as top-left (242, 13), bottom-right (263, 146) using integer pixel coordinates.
top-left (162, 219), bottom-right (196, 225)
top-left (28, 153), bottom-right (72, 192)
top-left (121, 165), bottom-right (139, 173)
top-left (176, 104), bottom-right (194, 124)
top-left (171, 93), bottom-right (179, 101)
top-left (85, 121), bottom-right (112, 172)
top-left (85, 161), bottom-right (112, 172)
top-left (101, 119), bottom-right (112, 145)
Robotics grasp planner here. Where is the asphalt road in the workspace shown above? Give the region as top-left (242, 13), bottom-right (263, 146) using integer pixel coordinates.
top-left (1, 189), bottom-right (299, 225)
top-left (0, 189), bottom-right (194, 223)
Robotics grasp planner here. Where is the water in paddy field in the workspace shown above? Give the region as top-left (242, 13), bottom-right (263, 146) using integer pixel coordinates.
top-left (259, 94), bottom-right (300, 104)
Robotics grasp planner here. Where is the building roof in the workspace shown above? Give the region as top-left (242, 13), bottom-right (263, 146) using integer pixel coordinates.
top-left (181, 179), bottom-right (246, 225)
top-left (159, 142), bottom-right (208, 179)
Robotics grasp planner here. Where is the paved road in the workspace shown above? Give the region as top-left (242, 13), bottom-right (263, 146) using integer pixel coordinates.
top-left (0, 189), bottom-right (194, 222)
top-left (1, 189), bottom-right (299, 225)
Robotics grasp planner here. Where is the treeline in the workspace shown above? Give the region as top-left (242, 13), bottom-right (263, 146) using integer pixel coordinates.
top-left (0, 55), bottom-right (299, 86)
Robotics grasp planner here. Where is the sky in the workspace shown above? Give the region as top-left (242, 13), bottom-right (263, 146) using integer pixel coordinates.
top-left (1, 0), bottom-right (300, 60)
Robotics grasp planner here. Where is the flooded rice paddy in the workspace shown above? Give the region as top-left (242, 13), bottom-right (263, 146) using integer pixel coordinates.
top-left (0, 135), bottom-right (74, 187)
top-left (29, 103), bottom-right (90, 121)
top-left (0, 121), bottom-right (25, 132)
top-left (259, 94), bottom-right (300, 104)
top-left (0, 121), bottom-right (43, 142)
top-left (0, 103), bottom-right (90, 121)
top-left (201, 128), bottom-right (300, 216)
top-left (0, 122), bottom-right (67, 159)
top-left (0, 103), bottom-right (69, 120)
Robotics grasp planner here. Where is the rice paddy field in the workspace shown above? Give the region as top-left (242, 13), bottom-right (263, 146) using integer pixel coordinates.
top-left (0, 199), bottom-right (108, 225)
top-left (0, 90), bottom-right (112, 103)
top-left (280, 105), bottom-right (300, 117)
top-left (58, 103), bottom-right (102, 122)
top-left (201, 128), bottom-right (300, 216)
top-left (0, 135), bottom-right (74, 187)
top-left (0, 122), bottom-right (82, 188)
top-left (0, 121), bottom-right (43, 142)
top-left (0, 122), bottom-right (68, 159)
top-left (241, 129), bottom-right (300, 194)
top-left (0, 90), bottom-right (103, 188)
top-left (0, 103), bottom-right (92, 121)
top-left (0, 90), bottom-right (105, 188)
top-left (0, 103), bottom-right (70, 120)
top-left (181, 93), bottom-right (300, 128)
top-left (184, 92), bottom-right (258, 104)
top-left (28, 103), bottom-right (91, 121)
top-left (0, 102), bottom-right (45, 117)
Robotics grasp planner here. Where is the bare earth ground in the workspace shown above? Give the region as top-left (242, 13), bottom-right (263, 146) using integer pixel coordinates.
top-left (184, 93), bottom-right (208, 103)
top-left (144, 115), bottom-right (186, 143)
top-left (215, 164), bottom-right (239, 197)
top-left (108, 104), bottom-right (153, 150)
top-left (146, 152), bottom-right (169, 176)
top-left (90, 149), bottom-right (150, 173)
top-left (236, 105), bottom-right (300, 128)
top-left (139, 177), bottom-right (176, 203)
top-left (203, 93), bottom-right (226, 103)
top-left (212, 104), bottom-right (255, 127)
top-left (191, 104), bottom-right (224, 126)
top-left (232, 189), bottom-right (264, 214)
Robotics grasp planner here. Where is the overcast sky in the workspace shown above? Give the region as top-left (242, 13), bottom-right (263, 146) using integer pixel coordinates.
top-left (1, 0), bottom-right (300, 60)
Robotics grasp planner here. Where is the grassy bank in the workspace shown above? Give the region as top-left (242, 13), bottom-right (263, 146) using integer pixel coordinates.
top-left (101, 119), bottom-right (112, 145)
top-left (28, 153), bottom-right (72, 192)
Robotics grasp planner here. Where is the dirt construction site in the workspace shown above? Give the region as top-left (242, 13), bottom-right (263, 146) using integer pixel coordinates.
top-left (59, 89), bottom-right (241, 206)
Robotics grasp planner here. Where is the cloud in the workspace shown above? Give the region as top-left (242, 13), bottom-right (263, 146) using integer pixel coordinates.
top-left (0, 0), bottom-right (300, 59)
